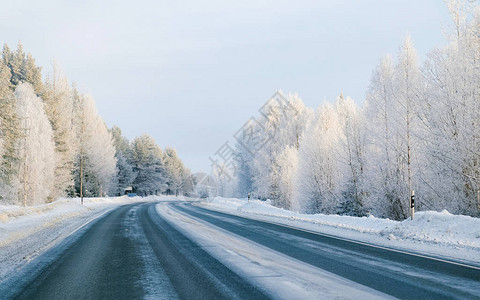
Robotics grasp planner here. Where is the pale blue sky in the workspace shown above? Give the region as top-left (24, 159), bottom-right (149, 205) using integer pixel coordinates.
top-left (1, 0), bottom-right (452, 172)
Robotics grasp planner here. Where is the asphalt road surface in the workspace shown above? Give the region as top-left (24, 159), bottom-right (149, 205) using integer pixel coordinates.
top-left (8, 201), bottom-right (480, 299)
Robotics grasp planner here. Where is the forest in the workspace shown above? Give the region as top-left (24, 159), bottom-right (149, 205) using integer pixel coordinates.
top-left (228, 1), bottom-right (480, 219)
top-left (2, 1), bottom-right (480, 222)
top-left (0, 43), bottom-right (192, 206)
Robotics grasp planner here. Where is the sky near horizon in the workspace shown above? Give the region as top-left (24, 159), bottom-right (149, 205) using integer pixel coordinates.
top-left (1, 0), bottom-right (452, 173)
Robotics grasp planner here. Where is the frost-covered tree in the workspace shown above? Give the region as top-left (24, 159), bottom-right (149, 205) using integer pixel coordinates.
top-left (2, 42), bottom-right (43, 95)
top-left (275, 145), bottom-right (298, 210)
top-left (9, 42), bottom-right (25, 87)
top-left (163, 147), bottom-right (188, 196)
top-left (131, 134), bottom-right (167, 195)
top-left (233, 119), bottom-right (259, 198)
top-left (43, 64), bottom-right (76, 198)
top-left (364, 55), bottom-right (400, 217)
top-left (22, 53), bottom-right (43, 95)
top-left (335, 94), bottom-right (367, 216)
top-left (421, 5), bottom-right (480, 215)
top-left (0, 60), bottom-right (20, 204)
top-left (249, 93), bottom-right (311, 207)
top-left (15, 83), bottom-right (55, 205)
top-left (231, 1), bottom-right (480, 217)
top-left (363, 36), bottom-right (423, 220)
top-left (110, 125), bottom-right (136, 195)
top-left (390, 35), bottom-right (424, 220)
top-left (74, 94), bottom-right (117, 197)
top-left (234, 147), bottom-right (254, 197)
top-left (294, 103), bottom-right (342, 214)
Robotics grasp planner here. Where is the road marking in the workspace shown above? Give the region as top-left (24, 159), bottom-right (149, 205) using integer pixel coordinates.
top-left (187, 203), bottom-right (480, 271)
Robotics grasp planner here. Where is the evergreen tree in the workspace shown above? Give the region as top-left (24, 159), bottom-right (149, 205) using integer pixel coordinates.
top-left (110, 125), bottom-right (136, 195)
top-left (10, 42), bottom-right (25, 86)
top-left (163, 147), bottom-right (187, 196)
top-left (22, 53), bottom-right (43, 96)
top-left (0, 60), bottom-right (21, 204)
top-left (131, 134), bottom-right (166, 196)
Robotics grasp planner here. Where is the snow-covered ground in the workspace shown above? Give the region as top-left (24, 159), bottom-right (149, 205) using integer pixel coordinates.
top-left (200, 197), bottom-right (480, 266)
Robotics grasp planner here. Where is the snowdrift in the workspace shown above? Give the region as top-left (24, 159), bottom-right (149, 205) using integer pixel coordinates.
top-left (203, 197), bottom-right (480, 264)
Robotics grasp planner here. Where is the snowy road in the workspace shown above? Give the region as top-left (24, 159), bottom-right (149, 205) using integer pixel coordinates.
top-left (5, 201), bottom-right (480, 299)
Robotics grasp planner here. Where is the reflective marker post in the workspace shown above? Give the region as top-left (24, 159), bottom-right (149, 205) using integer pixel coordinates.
top-left (477, 190), bottom-right (480, 213)
top-left (410, 190), bottom-right (415, 220)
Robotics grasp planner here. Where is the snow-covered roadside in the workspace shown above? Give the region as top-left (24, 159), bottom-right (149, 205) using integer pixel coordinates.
top-left (200, 197), bottom-right (480, 266)
top-left (0, 196), bottom-right (149, 284)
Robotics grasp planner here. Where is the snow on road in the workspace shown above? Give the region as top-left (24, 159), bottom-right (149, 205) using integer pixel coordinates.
top-left (156, 202), bottom-right (391, 300)
top-left (201, 197), bottom-right (480, 266)
top-left (2, 194), bottom-right (479, 298)
top-left (0, 196), bottom-right (149, 284)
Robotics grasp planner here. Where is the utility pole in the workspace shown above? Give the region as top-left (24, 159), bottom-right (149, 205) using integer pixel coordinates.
top-left (80, 145), bottom-right (84, 205)
top-left (79, 97), bottom-right (85, 205)
top-left (21, 117), bottom-right (30, 207)
top-left (477, 190), bottom-right (480, 215)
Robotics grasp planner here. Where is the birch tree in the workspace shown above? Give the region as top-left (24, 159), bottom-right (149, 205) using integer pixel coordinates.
top-left (43, 64), bottom-right (76, 198)
top-left (74, 94), bottom-right (117, 197)
top-left (15, 83), bottom-right (55, 205)
top-left (335, 94), bottom-right (367, 216)
top-left (294, 103), bottom-right (342, 214)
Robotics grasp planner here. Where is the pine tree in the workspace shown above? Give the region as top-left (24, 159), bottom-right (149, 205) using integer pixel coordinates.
top-left (0, 60), bottom-right (21, 204)
top-left (22, 53), bottom-right (43, 96)
top-left (110, 125), bottom-right (136, 195)
top-left (2, 44), bottom-right (12, 68)
top-left (131, 135), bottom-right (166, 196)
top-left (10, 42), bottom-right (25, 86)
top-left (163, 147), bottom-right (186, 196)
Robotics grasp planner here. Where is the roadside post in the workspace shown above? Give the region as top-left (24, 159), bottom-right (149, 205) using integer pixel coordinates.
top-left (477, 190), bottom-right (480, 216)
top-left (410, 190), bottom-right (415, 220)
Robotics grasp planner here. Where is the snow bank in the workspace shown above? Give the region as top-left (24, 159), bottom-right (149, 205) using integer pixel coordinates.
top-left (382, 210), bottom-right (480, 248)
top-left (0, 197), bottom-right (125, 245)
top-left (202, 197), bottom-right (480, 264)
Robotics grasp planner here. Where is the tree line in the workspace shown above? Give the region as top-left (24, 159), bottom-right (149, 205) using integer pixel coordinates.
top-left (230, 1), bottom-right (480, 219)
top-left (0, 43), bottom-right (192, 205)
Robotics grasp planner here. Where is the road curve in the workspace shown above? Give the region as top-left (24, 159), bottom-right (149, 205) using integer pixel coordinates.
top-left (11, 202), bottom-right (269, 300)
top-left (169, 202), bottom-right (480, 300)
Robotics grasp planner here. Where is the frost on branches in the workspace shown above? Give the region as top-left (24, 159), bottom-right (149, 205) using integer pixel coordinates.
top-left (231, 2), bottom-right (480, 219)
